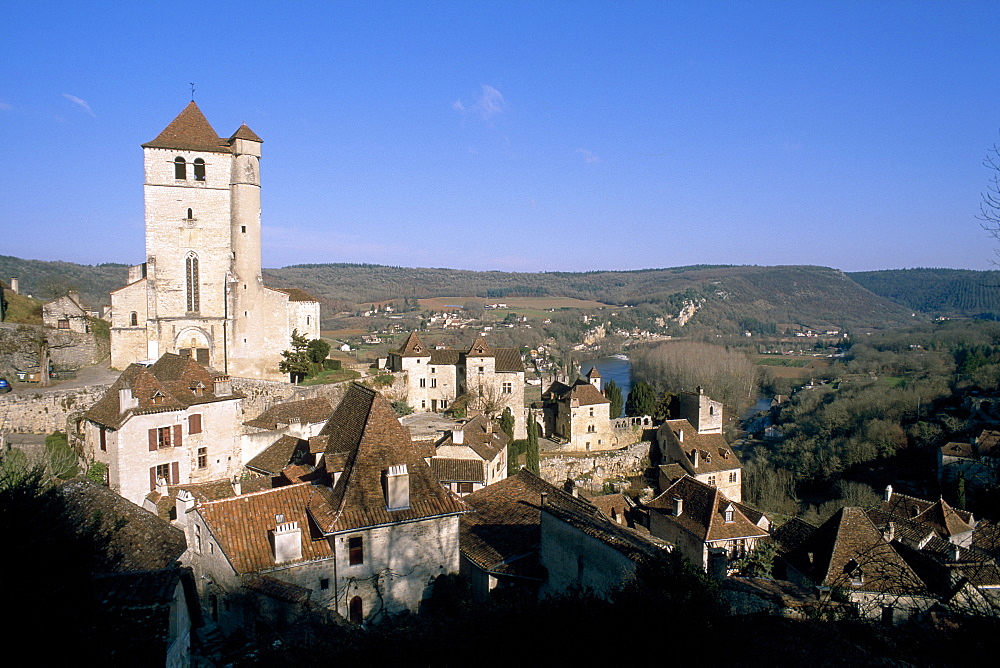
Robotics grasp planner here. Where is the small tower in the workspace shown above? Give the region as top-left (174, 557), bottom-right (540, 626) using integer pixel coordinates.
top-left (679, 387), bottom-right (723, 434)
top-left (586, 366), bottom-right (602, 392)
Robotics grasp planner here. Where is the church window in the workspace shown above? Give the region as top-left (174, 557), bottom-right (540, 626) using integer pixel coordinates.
top-left (174, 157), bottom-right (186, 180)
top-left (185, 254), bottom-right (200, 312)
top-left (193, 158), bottom-right (206, 181)
top-left (348, 536), bottom-right (364, 565)
top-left (129, 312), bottom-right (138, 326)
top-left (186, 208), bottom-right (193, 220)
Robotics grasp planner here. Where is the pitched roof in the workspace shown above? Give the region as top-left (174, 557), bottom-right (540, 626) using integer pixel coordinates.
top-left (542, 498), bottom-right (673, 566)
top-left (245, 435), bottom-right (310, 475)
top-left (56, 479), bottom-right (187, 571)
top-left (84, 353), bottom-right (241, 429)
top-left (244, 397), bottom-right (333, 430)
top-left (493, 348), bottom-right (524, 373)
top-left (879, 490), bottom-right (974, 529)
top-left (786, 506), bottom-right (926, 594)
top-left (198, 482), bottom-right (334, 574)
top-left (429, 349), bottom-right (462, 365)
top-left (437, 414), bottom-right (508, 461)
top-left (459, 469), bottom-right (595, 575)
top-left (141, 101), bottom-right (231, 153)
top-left (266, 286), bottom-right (319, 302)
top-left (395, 331), bottom-right (430, 357)
top-left (772, 517), bottom-right (818, 554)
top-left (466, 336), bottom-right (493, 357)
top-left (229, 123), bottom-right (263, 143)
top-left (660, 419), bottom-right (742, 475)
top-left (647, 476), bottom-right (768, 543)
top-left (308, 383), bottom-right (467, 534)
top-left (546, 379), bottom-right (609, 406)
top-left (586, 367), bottom-right (601, 378)
top-left (430, 458), bottom-right (485, 484)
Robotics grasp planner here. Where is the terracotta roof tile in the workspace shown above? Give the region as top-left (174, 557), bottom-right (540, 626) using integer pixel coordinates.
top-left (546, 379), bottom-right (609, 406)
top-left (437, 414), bottom-right (508, 461)
top-left (647, 475), bottom-right (767, 543)
top-left (141, 101), bottom-right (231, 153)
top-left (466, 336), bottom-right (493, 357)
top-left (245, 436), bottom-right (310, 475)
top-left (661, 419), bottom-right (742, 475)
top-left (396, 332), bottom-right (429, 356)
top-left (430, 458), bottom-right (485, 483)
top-left (310, 383), bottom-right (468, 534)
top-left (229, 123), bottom-right (263, 143)
top-left (266, 286), bottom-right (318, 302)
top-left (244, 397), bottom-right (333, 430)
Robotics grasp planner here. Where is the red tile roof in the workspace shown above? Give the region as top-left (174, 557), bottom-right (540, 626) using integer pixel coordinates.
top-left (308, 383), bottom-right (468, 534)
top-left (141, 101), bottom-right (231, 153)
top-left (229, 123), bottom-right (263, 143)
top-left (244, 397), bottom-right (333, 430)
top-left (647, 476), bottom-right (768, 543)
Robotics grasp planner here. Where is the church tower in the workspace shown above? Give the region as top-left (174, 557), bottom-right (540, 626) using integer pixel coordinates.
top-left (110, 103), bottom-right (319, 380)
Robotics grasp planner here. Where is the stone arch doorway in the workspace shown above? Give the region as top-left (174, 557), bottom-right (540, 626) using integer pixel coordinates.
top-left (176, 327), bottom-right (212, 366)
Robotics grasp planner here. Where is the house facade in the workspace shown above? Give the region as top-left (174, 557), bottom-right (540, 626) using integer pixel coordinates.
top-left (541, 377), bottom-right (615, 451)
top-left (42, 291), bottom-right (90, 333)
top-left (82, 353), bottom-right (244, 505)
top-left (387, 332), bottom-right (526, 438)
top-left (430, 414), bottom-right (508, 496)
top-left (109, 102), bottom-right (319, 380)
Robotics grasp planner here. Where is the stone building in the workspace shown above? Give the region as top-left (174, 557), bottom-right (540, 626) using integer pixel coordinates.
top-left (179, 383), bottom-right (467, 627)
top-left (429, 414), bottom-right (508, 496)
top-left (541, 377), bottom-right (615, 451)
top-left (82, 353), bottom-right (244, 505)
top-left (386, 332), bottom-right (526, 438)
top-left (110, 102), bottom-right (319, 380)
top-left (42, 290), bottom-right (90, 333)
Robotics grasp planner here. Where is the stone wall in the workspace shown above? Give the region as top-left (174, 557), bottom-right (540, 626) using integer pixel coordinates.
top-left (0, 322), bottom-right (107, 379)
top-left (0, 383), bottom-right (112, 435)
top-left (231, 377), bottom-right (354, 422)
top-left (539, 440), bottom-right (654, 494)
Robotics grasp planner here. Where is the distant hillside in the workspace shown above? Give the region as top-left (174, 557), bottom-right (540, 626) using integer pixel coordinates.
top-left (0, 255), bottom-right (128, 310)
top-left (266, 263), bottom-right (918, 333)
top-left (0, 255), bottom-right (921, 334)
top-left (849, 268), bottom-right (1000, 318)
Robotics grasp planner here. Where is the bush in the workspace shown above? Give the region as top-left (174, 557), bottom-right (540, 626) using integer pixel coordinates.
top-left (374, 374), bottom-right (395, 387)
top-left (391, 400), bottom-right (413, 416)
top-left (324, 359), bottom-right (343, 371)
top-left (86, 461), bottom-right (108, 486)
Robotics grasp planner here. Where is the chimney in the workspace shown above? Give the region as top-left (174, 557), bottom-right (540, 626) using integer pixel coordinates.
top-left (68, 289), bottom-right (80, 305)
top-left (271, 520), bottom-right (303, 563)
top-left (10, 277), bottom-right (18, 294)
top-left (155, 475), bottom-right (169, 496)
top-left (678, 429), bottom-right (684, 443)
top-left (672, 497), bottom-right (683, 516)
top-left (213, 375), bottom-right (232, 397)
top-left (883, 521), bottom-right (895, 543)
top-left (540, 492), bottom-right (548, 507)
top-left (452, 428), bottom-right (464, 445)
top-left (949, 544), bottom-right (961, 561)
top-left (691, 449), bottom-right (699, 467)
top-left (175, 489), bottom-right (195, 524)
top-left (884, 484), bottom-right (893, 503)
top-left (697, 386), bottom-right (704, 395)
top-left (384, 464), bottom-right (410, 510)
top-left (118, 387), bottom-right (139, 412)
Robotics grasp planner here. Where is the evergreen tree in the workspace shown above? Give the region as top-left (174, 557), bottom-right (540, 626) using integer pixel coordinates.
top-left (526, 418), bottom-right (540, 475)
top-left (625, 381), bottom-right (657, 417)
top-left (307, 338), bottom-right (331, 365)
top-left (604, 379), bottom-right (624, 419)
top-left (499, 407), bottom-right (515, 441)
top-left (279, 329), bottom-right (311, 383)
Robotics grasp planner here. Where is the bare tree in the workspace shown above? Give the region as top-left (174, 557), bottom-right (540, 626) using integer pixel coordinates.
top-left (978, 137), bottom-right (1000, 263)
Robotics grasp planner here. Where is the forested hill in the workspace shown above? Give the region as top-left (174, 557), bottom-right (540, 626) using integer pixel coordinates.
top-left (265, 263), bottom-right (917, 332)
top-left (849, 268), bottom-right (1000, 319)
top-left (1, 254), bottom-right (919, 333)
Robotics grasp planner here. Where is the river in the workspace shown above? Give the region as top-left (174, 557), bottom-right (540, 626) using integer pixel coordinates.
top-left (580, 355), bottom-right (631, 418)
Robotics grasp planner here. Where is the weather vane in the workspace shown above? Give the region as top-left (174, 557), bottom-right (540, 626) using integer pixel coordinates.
top-left (190, 83), bottom-right (196, 101)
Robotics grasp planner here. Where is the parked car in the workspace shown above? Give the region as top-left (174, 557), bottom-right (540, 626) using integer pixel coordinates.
top-left (0, 378), bottom-right (11, 393)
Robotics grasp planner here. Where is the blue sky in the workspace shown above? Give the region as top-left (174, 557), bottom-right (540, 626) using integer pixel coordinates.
top-left (3, 1), bottom-right (1000, 273)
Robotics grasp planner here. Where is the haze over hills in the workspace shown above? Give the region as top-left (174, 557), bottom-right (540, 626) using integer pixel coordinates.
top-left (2, 254), bottom-right (936, 334)
top-left (848, 268), bottom-right (1000, 319)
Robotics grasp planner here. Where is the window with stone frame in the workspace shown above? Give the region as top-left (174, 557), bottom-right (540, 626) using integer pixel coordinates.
top-left (707, 475), bottom-right (716, 487)
top-left (185, 253), bottom-right (200, 312)
top-left (348, 536), bottom-right (364, 565)
top-left (174, 156), bottom-right (186, 180)
top-left (502, 381), bottom-right (512, 394)
top-left (193, 158), bottom-right (206, 181)
top-left (197, 447), bottom-right (207, 470)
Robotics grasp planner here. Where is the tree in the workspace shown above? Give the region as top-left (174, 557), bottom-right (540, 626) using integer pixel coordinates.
top-left (625, 380), bottom-right (657, 417)
top-left (979, 135), bottom-right (1000, 262)
top-left (525, 417), bottom-right (540, 475)
top-left (604, 379), bottom-right (623, 419)
top-left (499, 407), bottom-right (515, 441)
top-left (307, 338), bottom-right (331, 365)
top-left (279, 329), bottom-right (311, 383)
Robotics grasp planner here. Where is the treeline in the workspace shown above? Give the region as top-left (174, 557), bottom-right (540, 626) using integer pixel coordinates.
top-left (849, 268), bottom-right (1000, 317)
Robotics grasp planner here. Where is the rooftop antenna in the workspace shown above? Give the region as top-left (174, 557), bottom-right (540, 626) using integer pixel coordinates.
top-left (189, 82), bottom-right (196, 101)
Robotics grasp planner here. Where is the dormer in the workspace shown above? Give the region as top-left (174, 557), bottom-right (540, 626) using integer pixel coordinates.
top-left (271, 517), bottom-right (303, 563)
top-left (384, 464), bottom-right (410, 511)
top-left (190, 381), bottom-right (206, 397)
top-left (723, 503), bottom-right (735, 523)
top-left (150, 390), bottom-right (167, 405)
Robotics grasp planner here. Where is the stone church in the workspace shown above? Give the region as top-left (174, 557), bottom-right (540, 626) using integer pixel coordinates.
top-left (110, 102), bottom-right (319, 381)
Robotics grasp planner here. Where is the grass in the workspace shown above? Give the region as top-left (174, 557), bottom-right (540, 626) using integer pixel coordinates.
top-left (298, 369), bottom-right (361, 386)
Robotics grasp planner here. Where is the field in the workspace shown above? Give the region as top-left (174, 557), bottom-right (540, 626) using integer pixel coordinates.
top-left (417, 296), bottom-right (608, 320)
top-left (755, 355), bottom-right (831, 379)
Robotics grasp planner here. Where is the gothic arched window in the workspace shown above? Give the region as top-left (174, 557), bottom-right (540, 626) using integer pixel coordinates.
top-left (186, 254), bottom-right (200, 312)
top-left (193, 158), bottom-right (206, 181)
top-left (174, 157), bottom-right (187, 180)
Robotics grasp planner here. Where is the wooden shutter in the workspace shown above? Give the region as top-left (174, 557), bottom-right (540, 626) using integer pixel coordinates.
top-left (149, 467), bottom-right (157, 491)
top-left (148, 428), bottom-right (157, 451)
top-left (189, 414), bottom-right (202, 435)
top-left (173, 424), bottom-right (183, 448)
top-left (170, 461), bottom-right (179, 484)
